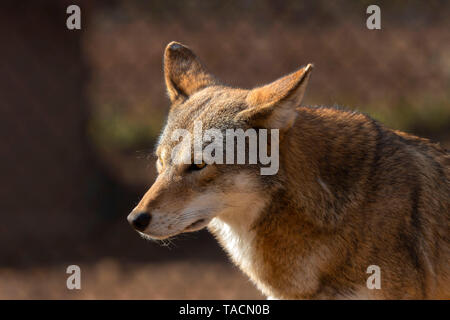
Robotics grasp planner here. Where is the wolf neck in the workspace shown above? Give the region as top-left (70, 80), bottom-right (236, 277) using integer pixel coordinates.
top-left (280, 106), bottom-right (377, 228)
top-left (209, 107), bottom-right (377, 298)
top-left (208, 188), bottom-right (344, 299)
top-left (208, 197), bottom-right (266, 276)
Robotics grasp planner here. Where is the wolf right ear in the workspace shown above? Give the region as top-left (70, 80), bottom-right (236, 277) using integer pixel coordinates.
top-left (164, 42), bottom-right (218, 103)
top-left (237, 64), bottom-right (313, 130)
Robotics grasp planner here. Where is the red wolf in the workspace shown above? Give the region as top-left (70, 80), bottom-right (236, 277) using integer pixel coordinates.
top-left (127, 42), bottom-right (450, 299)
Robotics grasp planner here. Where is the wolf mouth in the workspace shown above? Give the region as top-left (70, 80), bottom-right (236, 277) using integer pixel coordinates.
top-left (185, 218), bottom-right (207, 230)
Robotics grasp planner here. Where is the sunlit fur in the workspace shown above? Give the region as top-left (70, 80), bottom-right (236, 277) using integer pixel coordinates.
top-left (128, 42), bottom-right (450, 299)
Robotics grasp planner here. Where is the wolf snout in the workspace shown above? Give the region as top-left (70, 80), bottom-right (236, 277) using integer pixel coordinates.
top-left (127, 211), bottom-right (152, 231)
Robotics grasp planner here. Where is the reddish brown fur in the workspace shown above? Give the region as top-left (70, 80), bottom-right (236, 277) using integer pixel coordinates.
top-left (129, 42), bottom-right (450, 299)
top-left (252, 106), bottom-right (449, 299)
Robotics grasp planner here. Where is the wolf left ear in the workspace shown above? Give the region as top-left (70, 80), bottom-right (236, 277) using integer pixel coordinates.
top-left (164, 42), bottom-right (218, 103)
top-left (237, 64), bottom-right (313, 130)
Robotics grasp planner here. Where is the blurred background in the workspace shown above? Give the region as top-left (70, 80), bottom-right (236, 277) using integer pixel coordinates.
top-left (0, 0), bottom-right (449, 299)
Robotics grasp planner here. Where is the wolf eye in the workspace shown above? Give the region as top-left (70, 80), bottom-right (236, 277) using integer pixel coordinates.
top-left (188, 161), bottom-right (207, 172)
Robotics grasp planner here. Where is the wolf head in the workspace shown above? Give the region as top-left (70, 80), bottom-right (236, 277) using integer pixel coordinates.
top-left (127, 42), bottom-right (313, 239)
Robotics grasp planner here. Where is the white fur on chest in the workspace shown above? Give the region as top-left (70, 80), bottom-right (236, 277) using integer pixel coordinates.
top-left (207, 173), bottom-right (266, 275)
top-left (205, 172), bottom-right (282, 296)
top-left (209, 217), bottom-right (256, 273)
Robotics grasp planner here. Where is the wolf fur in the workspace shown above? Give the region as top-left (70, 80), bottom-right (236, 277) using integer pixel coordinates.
top-left (128, 42), bottom-right (450, 299)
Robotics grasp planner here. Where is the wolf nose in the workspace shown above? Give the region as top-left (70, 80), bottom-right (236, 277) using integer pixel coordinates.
top-left (128, 211), bottom-right (151, 231)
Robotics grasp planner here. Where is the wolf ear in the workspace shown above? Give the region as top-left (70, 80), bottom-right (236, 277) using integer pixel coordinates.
top-left (237, 64), bottom-right (313, 130)
top-left (164, 42), bottom-right (218, 103)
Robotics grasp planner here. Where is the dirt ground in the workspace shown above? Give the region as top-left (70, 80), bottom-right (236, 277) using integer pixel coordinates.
top-left (0, 260), bottom-right (263, 299)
